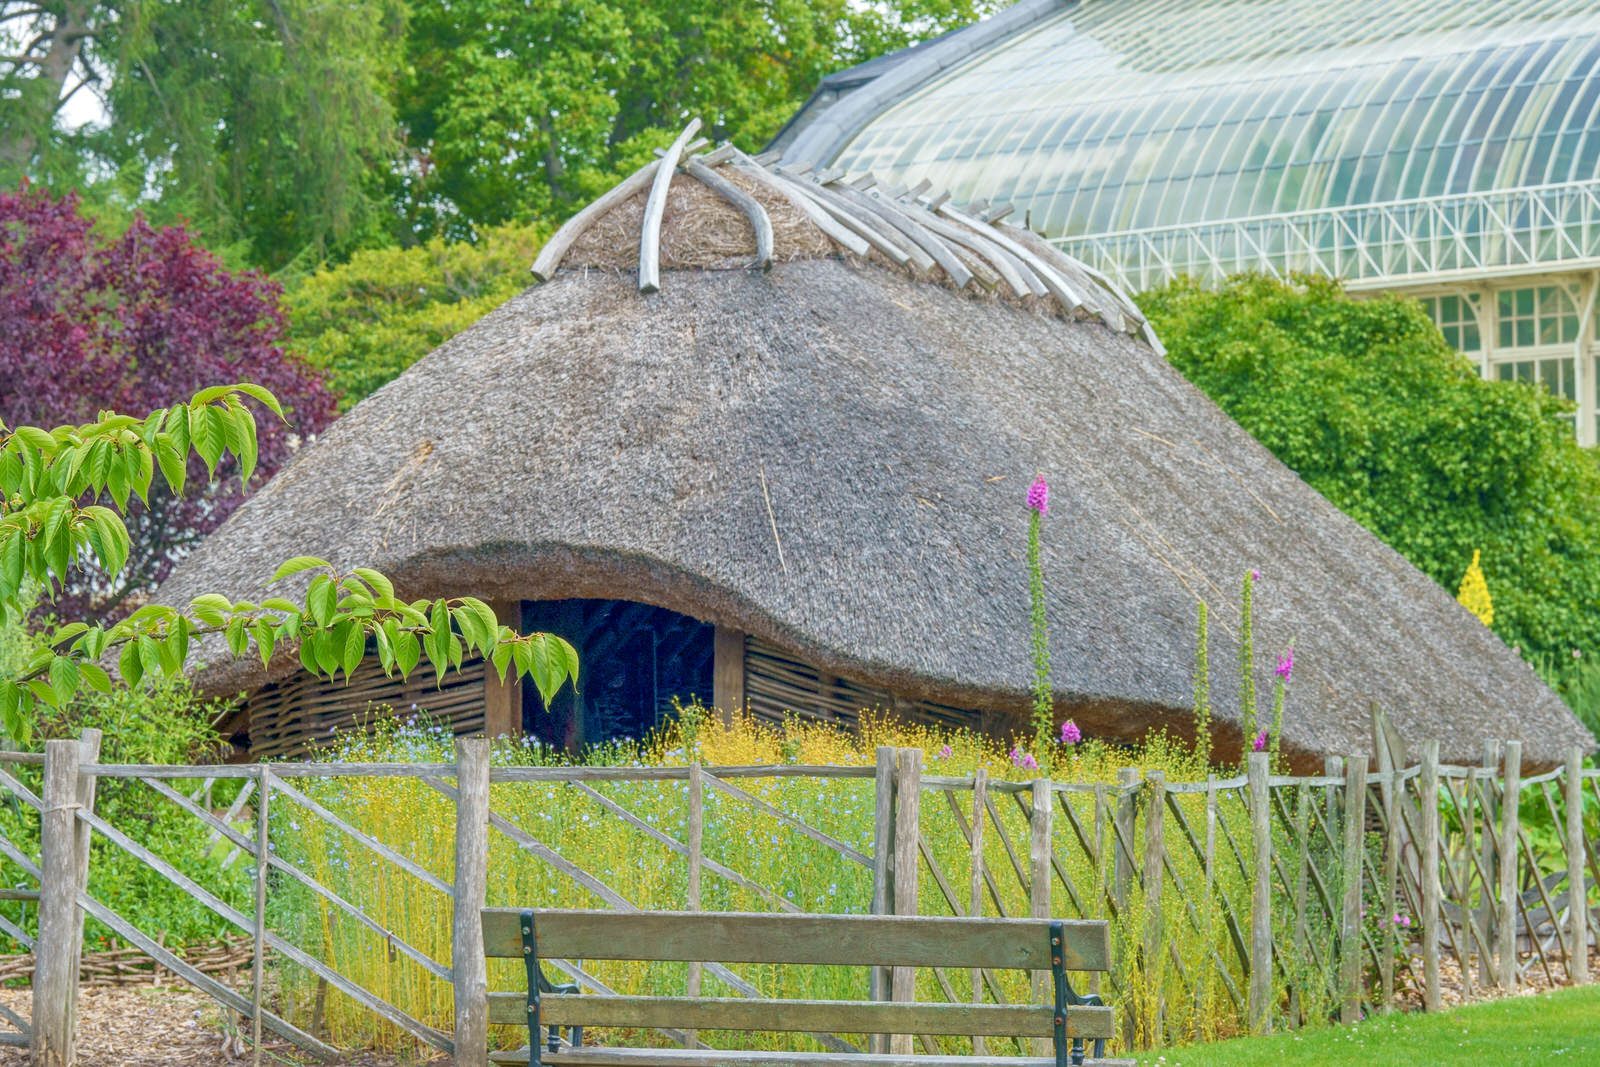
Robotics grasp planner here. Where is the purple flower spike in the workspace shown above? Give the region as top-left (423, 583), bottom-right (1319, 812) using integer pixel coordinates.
top-left (1251, 569), bottom-right (1260, 581)
top-left (1060, 720), bottom-right (1082, 745)
top-left (1252, 729), bottom-right (1268, 752)
top-left (937, 744), bottom-right (953, 760)
top-left (1027, 475), bottom-right (1049, 516)
top-left (1275, 647), bottom-right (1294, 682)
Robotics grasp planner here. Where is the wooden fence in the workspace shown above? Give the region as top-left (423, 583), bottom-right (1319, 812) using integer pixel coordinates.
top-left (0, 735), bottom-right (1594, 1065)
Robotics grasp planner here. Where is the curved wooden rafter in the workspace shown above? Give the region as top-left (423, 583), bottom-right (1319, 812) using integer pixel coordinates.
top-left (528, 117), bottom-right (1151, 340)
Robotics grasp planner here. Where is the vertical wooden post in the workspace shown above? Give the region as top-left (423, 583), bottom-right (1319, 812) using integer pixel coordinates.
top-left (1029, 776), bottom-right (1052, 1055)
top-left (252, 765), bottom-right (271, 1067)
top-left (1247, 751), bottom-right (1272, 1034)
top-left (968, 768), bottom-right (988, 1055)
top-left (64, 729), bottom-right (99, 1040)
top-left (1377, 737), bottom-right (1399, 1012)
top-left (869, 746), bottom-right (896, 1053)
top-left (1420, 741), bottom-right (1441, 1011)
top-left (452, 738), bottom-right (491, 1067)
top-left (1496, 740), bottom-right (1521, 993)
top-left (890, 747), bottom-right (922, 1055)
top-left (711, 627), bottom-right (745, 725)
top-left (1339, 758), bottom-right (1367, 1024)
top-left (1478, 739), bottom-right (1501, 990)
top-left (890, 749), bottom-right (921, 1052)
top-left (1567, 745), bottom-right (1589, 985)
top-left (684, 762), bottom-right (704, 1048)
top-left (1113, 766), bottom-right (1138, 1050)
top-left (1143, 770), bottom-right (1166, 1043)
top-left (34, 739), bottom-right (81, 1067)
top-left (1287, 785), bottom-right (1310, 1028)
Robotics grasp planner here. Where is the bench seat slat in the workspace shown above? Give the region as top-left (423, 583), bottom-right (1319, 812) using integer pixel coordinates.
top-left (489, 1050), bottom-right (1135, 1067)
top-left (482, 910), bottom-right (1109, 971)
top-left (487, 993), bottom-right (1114, 1039)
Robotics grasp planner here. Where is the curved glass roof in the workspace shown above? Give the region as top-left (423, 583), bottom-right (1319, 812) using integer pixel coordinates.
top-left (827, 0), bottom-right (1600, 288)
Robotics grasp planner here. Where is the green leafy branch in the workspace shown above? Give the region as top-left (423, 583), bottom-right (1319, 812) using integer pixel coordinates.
top-left (0, 385), bottom-right (578, 742)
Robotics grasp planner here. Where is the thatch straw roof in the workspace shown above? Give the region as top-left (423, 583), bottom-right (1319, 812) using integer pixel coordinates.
top-left (154, 123), bottom-right (1592, 770)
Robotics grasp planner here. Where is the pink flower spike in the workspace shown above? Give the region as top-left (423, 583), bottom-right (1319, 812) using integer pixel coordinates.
top-left (1275, 647), bottom-right (1294, 682)
top-left (1060, 720), bottom-right (1082, 745)
top-left (937, 744), bottom-right (953, 760)
top-left (1251, 569), bottom-right (1260, 581)
top-left (1027, 475), bottom-right (1049, 516)
top-left (1252, 729), bottom-right (1268, 752)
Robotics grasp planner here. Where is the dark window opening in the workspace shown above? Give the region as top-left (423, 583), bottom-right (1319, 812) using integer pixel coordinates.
top-left (520, 599), bottom-right (714, 751)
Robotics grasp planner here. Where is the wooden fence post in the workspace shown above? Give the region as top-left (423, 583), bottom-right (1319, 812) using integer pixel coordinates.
top-left (64, 729), bottom-right (99, 1043)
top-left (1420, 740), bottom-right (1441, 1012)
top-left (968, 768), bottom-right (988, 1056)
top-left (869, 746), bottom-right (896, 1053)
top-left (34, 738), bottom-right (82, 1066)
top-left (1567, 745), bottom-right (1589, 985)
top-left (1479, 739), bottom-right (1501, 990)
top-left (1339, 758), bottom-right (1367, 1024)
top-left (890, 747), bottom-right (922, 1055)
top-left (452, 738), bottom-right (491, 1067)
top-left (252, 765), bottom-right (271, 1067)
top-left (1113, 767), bottom-right (1138, 1050)
top-left (684, 762), bottom-right (704, 1048)
top-left (1377, 738), bottom-right (1399, 1013)
top-left (1029, 775), bottom-right (1052, 1055)
top-left (1143, 770), bottom-right (1166, 1042)
top-left (1247, 751), bottom-right (1271, 1034)
top-left (1496, 740), bottom-right (1521, 993)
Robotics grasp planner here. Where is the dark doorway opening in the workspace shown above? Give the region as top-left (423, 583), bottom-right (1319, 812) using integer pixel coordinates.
top-left (520, 599), bottom-right (714, 751)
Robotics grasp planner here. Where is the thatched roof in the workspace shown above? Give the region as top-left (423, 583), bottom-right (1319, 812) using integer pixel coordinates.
top-left (154, 124), bottom-right (1592, 770)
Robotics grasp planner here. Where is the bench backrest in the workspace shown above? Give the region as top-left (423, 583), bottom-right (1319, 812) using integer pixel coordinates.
top-left (481, 909), bottom-right (1115, 1045)
top-left (482, 909), bottom-right (1110, 971)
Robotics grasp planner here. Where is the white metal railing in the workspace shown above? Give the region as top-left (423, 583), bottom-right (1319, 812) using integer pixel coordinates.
top-left (1052, 178), bottom-right (1600, 291)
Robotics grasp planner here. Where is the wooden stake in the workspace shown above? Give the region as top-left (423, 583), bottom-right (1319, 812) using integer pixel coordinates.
top-left (869, 747), bottom-right (895, 1053)
top-left (1247, 752), bottom-right (1272, 1034)
top-left (890, 747), bottom-right (921, 1055)
top-left (252, 765), bottom-right (270, 1067)
top-left (1339, 758), bottom-right (1367, 1024)
top-left (1420, 740), bottom-right (1441, 1011)
top-left (639, 119), bottom-right (703, 292)
top-left (1113, 766), bottom-right (1138, 1050)
top-left (685, 762), bottom-right (704, 1048)
top-left (1479, 739), bottom-right (1501, 989)
top-left (64, 730), bottom-right (99, 1043)
top-left (968, 769), bottom-right (988, 1055)
top-left (34, 739), bottom-right (81, 1067)
top-left (452, 738), bottom-right (491, 1067)
top-left (1497, 740), bottom-right (1521, 992)
top-left (1567, 745), bottom-right (1589, 985)
top-left (1029, 776), bottom-right (1052, 1055)
top-left (1143, 770), bottom-right (1166, 1042)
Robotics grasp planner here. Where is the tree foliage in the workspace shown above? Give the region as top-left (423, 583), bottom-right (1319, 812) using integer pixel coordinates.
top-left (1141, 273), bottom-right (1600, 665)
top-left (0, 184), bottom-right (338, 619)
top-left (0, 385), bottom-right (579, 741)
top-left (284, 222), bottom-right (547, 408)
top-left (1, 0), bottom-right (407, 269)
top-left (398, 0), bottom-right (1003, 238)
top-left (5, 0), bottom-right (1004, 264)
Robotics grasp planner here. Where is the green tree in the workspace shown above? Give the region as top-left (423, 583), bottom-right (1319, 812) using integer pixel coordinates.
top-left (399, 0), bottom-right (1004, 237)
top-left (1, 1), bottom-right (406, 269)
top-left (1141, 273), bottom-right (1600, 666)
top-left (284, 221), bottom-right (547, 407)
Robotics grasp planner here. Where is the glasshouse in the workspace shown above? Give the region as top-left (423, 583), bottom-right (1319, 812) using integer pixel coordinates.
top-left (778, 0), bottom-right (1600, 442)
top-left (150, 142), bottom-right (1588, 770)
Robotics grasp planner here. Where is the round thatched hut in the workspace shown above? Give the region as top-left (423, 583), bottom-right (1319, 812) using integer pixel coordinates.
top-left (154, 125), bottom-right (1591, 770)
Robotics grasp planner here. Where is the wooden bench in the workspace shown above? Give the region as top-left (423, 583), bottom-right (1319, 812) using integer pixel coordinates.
top-left (482, 908), bottom-right (1130, 1066)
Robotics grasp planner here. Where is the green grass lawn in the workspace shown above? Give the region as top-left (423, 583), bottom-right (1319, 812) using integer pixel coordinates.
top-left (1138, 985), bottom-right (1600, 1066)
